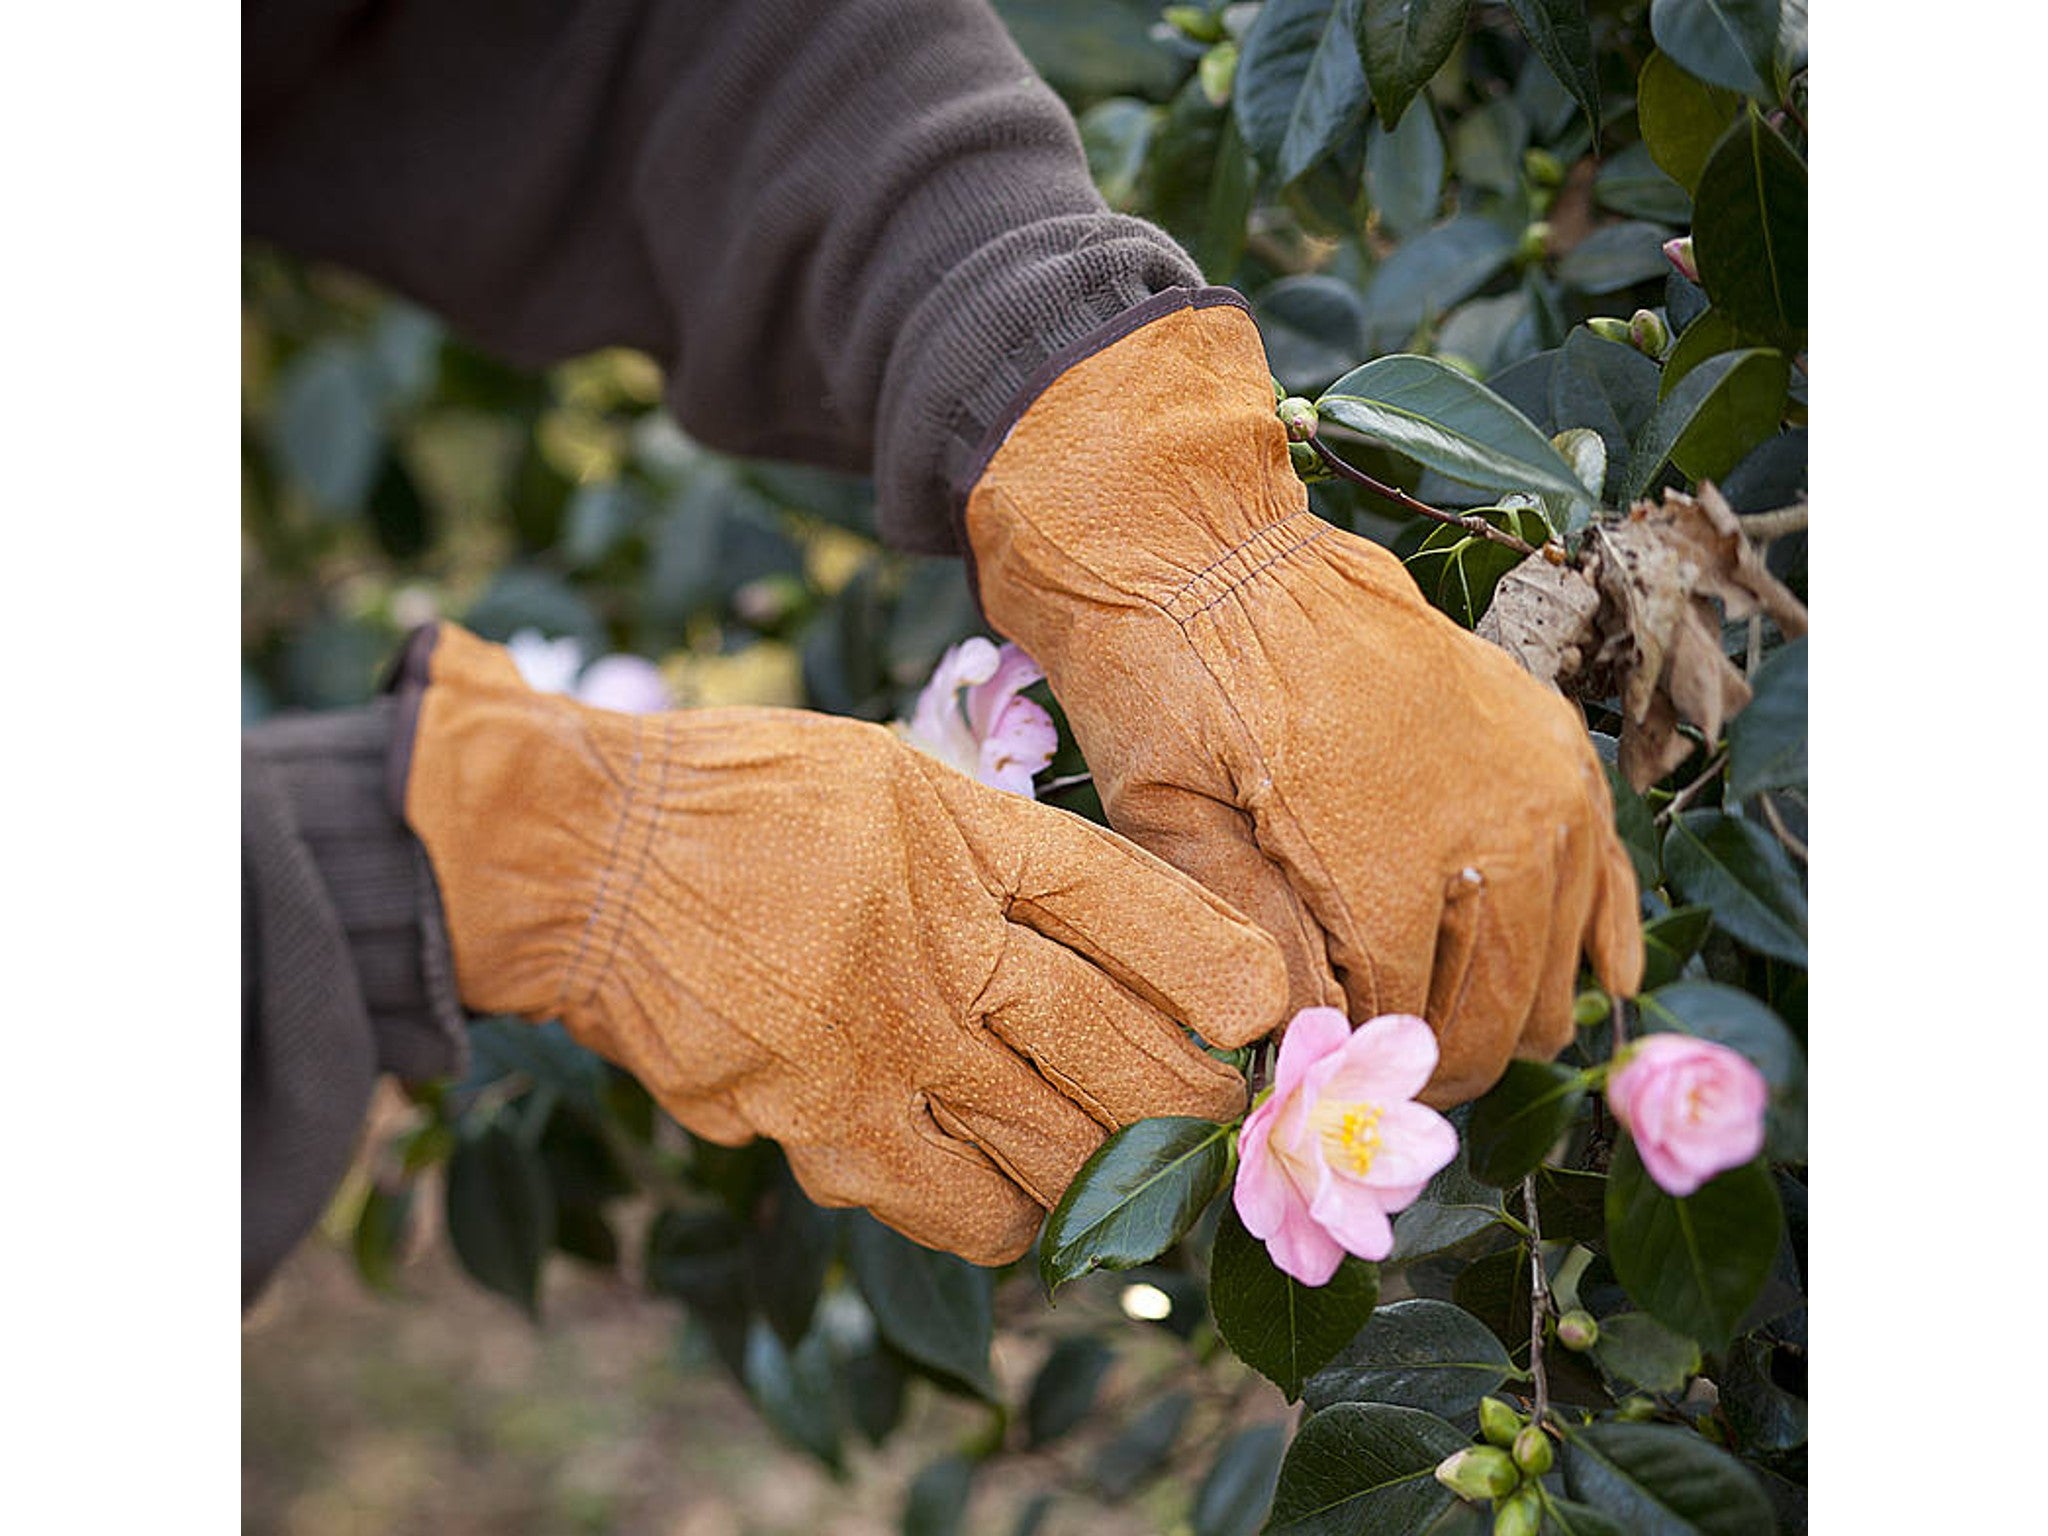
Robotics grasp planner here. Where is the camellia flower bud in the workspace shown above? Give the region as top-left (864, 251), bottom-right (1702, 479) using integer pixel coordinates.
top-left (1556, 1309), bottom-right (1600, 1351)
top-left (1572, 990), bottom-right (1611, 1028)
top-left (1288, 440), bottom-right (1331, 482)
top-left (1617, 1395), bottom-right (1657, 1422)
top-left (1512, 1425), bottom-right (1554, 1478)
top-left (1515, 221), bottom-right (1551, 266)
top-left (1478, 1396), bottom-right (1523, 1448)
top-left (1494, 1486), bottom-right (1543, 1536)
top-left (1276, 396), bottom-right (1319, 441)
top-left (1628, 309), bottom-right (1670, 357)
top-left (1435, 1446), bottom-right (1521, 1503)
top-left (1585, 316), bottom-right (1633, 346)
top-left (1663, 235), bottom-right (1699, 283)
top-left (1522, 147), bottom-right (1564, 188)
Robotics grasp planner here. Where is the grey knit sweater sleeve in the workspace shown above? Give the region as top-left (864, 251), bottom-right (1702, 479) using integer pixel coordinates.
top-left (243, 0), bottom-right (1204, 552)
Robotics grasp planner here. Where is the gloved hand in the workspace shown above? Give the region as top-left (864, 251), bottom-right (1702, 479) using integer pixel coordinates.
top-left (394, 624), bottom-right (1285, 1264)
top-left (963, 291), bottom-right (1642, 1106)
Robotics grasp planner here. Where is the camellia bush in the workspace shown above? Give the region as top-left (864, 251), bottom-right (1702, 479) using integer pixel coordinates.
top-left (243, 2), bottom-right (1807, 1532)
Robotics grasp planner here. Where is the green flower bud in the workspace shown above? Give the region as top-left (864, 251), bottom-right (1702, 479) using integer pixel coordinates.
top-left (1628, 308), bottom-right (1671, 357)
top-left (1198, 40), bottom-right (1239, 107)
top-left (1494, 1487), bottom-right (1544, 1536)
top-left (1572, 990), bottom-right (1611, 1028)
top-left (1478, 1396), bottom-right (1523, 1448)
top-left (1274, 375), bottom-right (1287, 404)
top-left (1617, 1395), bottom-right (1658, 1422)
top-left (1523, 147), bottom-right (1565, 188)
top-left (1276, 396), bottom-right (1319, 441)
top-left (1163, 4), bottom-right (1226, 43)
top-left (1287, 440), bottom-right (1330, 483)
top-left (1515, 221), bottom-right (1551, 267)
top-left (1556, 1309), bottom-right (1600, 1351)
top-left (1435, 1447), bottom-right (1520, 1504)
top-left (1512, 1425), bottom-right (1555, 1478)
top-left (1586, 317), bottom-right (1633, 346)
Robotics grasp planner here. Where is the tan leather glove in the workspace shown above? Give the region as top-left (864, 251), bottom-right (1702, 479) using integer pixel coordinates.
top-left (394, 624), bottom-right (1285, 1264)
top-left (963, 290), bottom-right (1643, 1106)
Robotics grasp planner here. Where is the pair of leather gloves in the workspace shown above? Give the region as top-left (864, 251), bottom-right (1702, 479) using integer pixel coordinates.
top-left (399, 293), bottom-right (1641, 1264)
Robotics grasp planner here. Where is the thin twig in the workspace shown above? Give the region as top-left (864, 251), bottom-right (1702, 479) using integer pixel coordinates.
top-left (1738, 502), bottom-right (1807, 541)
top-left (1653, 749), bottom-right (1728, 826)
top-left (1523, 1174), bottom-right (1550, 1425)
top-left (1759, 792), bottom-right (1809, 864)
top-left (1610, 993), bottom-right (1629, 1053)
top-left (1038, 772), bottom-right (1094, 796)
top-left (1309, 438), bottom-right (1541, 557)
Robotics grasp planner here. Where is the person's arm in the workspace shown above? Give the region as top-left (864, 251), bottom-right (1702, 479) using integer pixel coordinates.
top-left (244, 0), bottom-right (1201, 554)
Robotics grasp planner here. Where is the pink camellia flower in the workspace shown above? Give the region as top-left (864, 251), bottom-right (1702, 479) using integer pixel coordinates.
top-left (1605, 1034), bottom-right (1768, 1197)
top-left (896, 636), bottom-right (1057, 796)
top-left (1234, 1009), bottom-right (1460, 1285)
top-left (507, 627), bottom-right (672, 715)
top-left (1662, 235), bottom-right (1699, 284)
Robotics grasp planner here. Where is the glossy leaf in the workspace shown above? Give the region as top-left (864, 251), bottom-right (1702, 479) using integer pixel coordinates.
top-left (1589, 1311), bottom-right (1702, 1394)
top-left (1319, 354), bottom-right (1589, 502)
top-left (1624, 346), bottom-right (1788, 496)
top-left (1265, 1402), bottom-right (1468, 1534)
top-left (1403, 504), bottom-right (1553, 627)
top-left (1356, 0), bottom-right (1473, 130)
top-left (743, 1319), bottom-right (843, 1473)
top-left (1557, 221), bottom-right (1677, 296)
top-left (1025, 1336), bottom-right (1115, 1448)
top-left (1648, 0), bottom-right (1779, 100)
top-left (1639, 905), bottom-right (1715, 991)
top-left (1606, 1139), bottom-right (1781, 1351)
top-left (352, 1183), bottom-right (414, 1293)
top-left (902, 1452), bottom-right (976, 1536)
top-left (1603, 756), bottom-right (1662, 890)
top-left (1449, 97), bottom-right (1529, 195)
top-left (1257, 275), bottom-right (1373, 391)
top-left (1561, 1420), bottom-right (1776, 1535)
top-left (1503, 0), bottom-right (1600, 139)
top-left (1193, 1422), bottom-right (1289, 1536)
top-left (445, 1120), bottom-right (554, 1317)
top-left (1466, 1060), bottom-right (1589, 1187)
top-left (1079, 96), bottom-right (1158, 211)
top-left (1594, 142), bottom-right (1692, 225)
top-left (1303, 1298), bottom-right (1515, 1417)
top-left (1636, 50), bottom-right (1743, 192)
top-left (644, 1208), bottom-right (751, 1378)
top-left (1657, 308), bottom-right (1748, 397)
top-left (1727, 638), bottom-right (1806, 799)
top-left (1091, 1391), bottom-right (1192, 1499)
top-left (1365, 98), bottom-right (1447, 237)
top-left (1544, 1497), bottom-right (1632, 1536)
top-left (1358, 215), bottom-right (1517, 351)
top-left (749, 1168), bottom-right (841, 1347)
top-left (1390, 1140), bottom-right (1507, 1261)
top-left (1209, 1202), bottom-right (1379, 1401)
top-left (1038, 1117), bottom-right (1232, 1297)
top-left (845, 1213), bottom-right (996, 1398)
top-left (1551, 328), bottom-right (1660, 502)
top-left (1662, 809), bottom-right (1807, 965)
top-left (271, 341), bottom-right (385, 517)
top-left (1692, 110), bottom-right (1808, 345)
top-left (1234, 0), bottom-right (1373, 185)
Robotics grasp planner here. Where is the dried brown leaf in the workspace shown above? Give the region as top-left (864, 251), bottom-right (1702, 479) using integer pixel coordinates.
top-left (1474, 555), bottom-right (1601, 687)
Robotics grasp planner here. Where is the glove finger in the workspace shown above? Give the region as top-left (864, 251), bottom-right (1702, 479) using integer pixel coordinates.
top-left (1421, 853), bottom-right (1555, 1107)
top-left (781, 1112), bottom-right (1043, 1268)
top-left (1087, 779), bottom-right (1330, 1043)
top-left (1517, 822), bottom-right (1601, 1067)
top-left (981, 924), bottom-right (1248, 1133)
top-left (958, 776), bottom-right (1294, 1050)
top-left (1587, 838), bottom-right (1646, 998)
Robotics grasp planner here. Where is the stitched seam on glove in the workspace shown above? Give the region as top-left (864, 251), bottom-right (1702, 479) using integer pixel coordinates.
top-left (556, 713), bottom-right (657, 1015)
top-left (1160, 513), bottom-right (1330, 623)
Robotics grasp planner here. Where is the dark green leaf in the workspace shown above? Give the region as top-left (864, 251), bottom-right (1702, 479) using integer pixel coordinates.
top-left (1144, 77), bottom-right (1231, 253)
top-left (991, 0), bottom-right (1185, 102)
top-left (1356, 0), bottom-right (1473, 130)
top-left (1025, 1336), bottom-right (1115, 1448)
top-left (1719, 1333), bottom-right (1808, 1453)
top-left (1561, 1420), bottom-right (1776, 1535)
top-left (1502, 0), bottom-right (1599, 138)
top-left (1625, 347), bottom-right (1788, 496)
top-left (367, 452), bottom-right (434, 560)
top-left (1365, 99), bottom-right (1446, 237)
top-left (271, 341), bottom-right (385, 516)
top-left (743, 1319), bottom-right (843, 1473)
top-left (749, 1168), bottom-right (842, 1347)
top-left (1038, 1117), bottom-right (1233, 1297)
top-left (1079, 96), bottom-right (1158, 211)
top-left (1594, 143), bottom-right (1692, 225)
top-left (1662, 810), bottom-right (1807, 965)
top-left (1532, 1165), bottom-right (1609, 1244)
top-left (1092, 1391), bottom-right (1193, 1500)
top-left (463, 567), bottom-right (607, 652)
top-left (1449, 97), bottom-right (1528, 195)
top-left (846, 1214), bottom-right (997, 1398)
top-left (1544, 1498), bottom-right (1632, 1536)
top-left (1209, 1203), bottom-right (1379, 1400)
top-left (1193, 1422), bottom-right (1288, 1536)
top-left (562, 479), bottom-right (647, 569)
top-left (1657, 309), bottom-right (1748, 398)
top-left (1639, 905), bottom-right (1715, 990)
top-left (1359, 216), bottom-right (1518, 351)
top-left (1550, 329), bottom-right (1660, 503)
top-left (644, 1208), bottom-right (751, 1377)
top-left (445, 1121), bottom-right (555, 1317)
top-left (1234, 0), bottom-right (1373, 184)
top-left (352, 1182), bottom-right (414, 1292)
top-left (1558, 222), bottom-right (1677, 296)
top-left (1319, 354), bottom-right (1587, 503)
top-left (367, 303), bottom-right (444, 406)
top-left (1605, 1140), bottom-right (1781, 1351)
top-left (1257, 275), bottom-right (1374, 392)
top-left (1601, 755), bottom-right (1662, 890)
top-left (1390, 1137), bottom-right (1507, 1261)
top-left (1636, 50), bottom-right (1743, 192)
top-left (1402, 504), bottom-right (1552, 627)
top-left (1648, 0), bottom-right (1778, 99)
top-left (1692, 110), bottom-right (1807, 345)
top-left (1727, 638), bottom-right (1805, 799)
top-left (902, 1452), bottom-right (976, 1536)
top-left (1198, 112), bottom-right (1259, 279)
top-left (1589, 1312), bottom-right (1701, 1394)
top-left (1465, 1060), bottom-right (1588, 1187)
top-left (1265, 1403), bottom-right (1468, 1534)
top-left (845, 1336), bottom-right (911, 1446)
top-left (1303, 1298), bottom-right (1514, 1416)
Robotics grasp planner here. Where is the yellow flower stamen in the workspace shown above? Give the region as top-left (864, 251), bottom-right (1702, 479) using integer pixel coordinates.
top-left (1317, 1100), bottom-right (1385, 1177)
